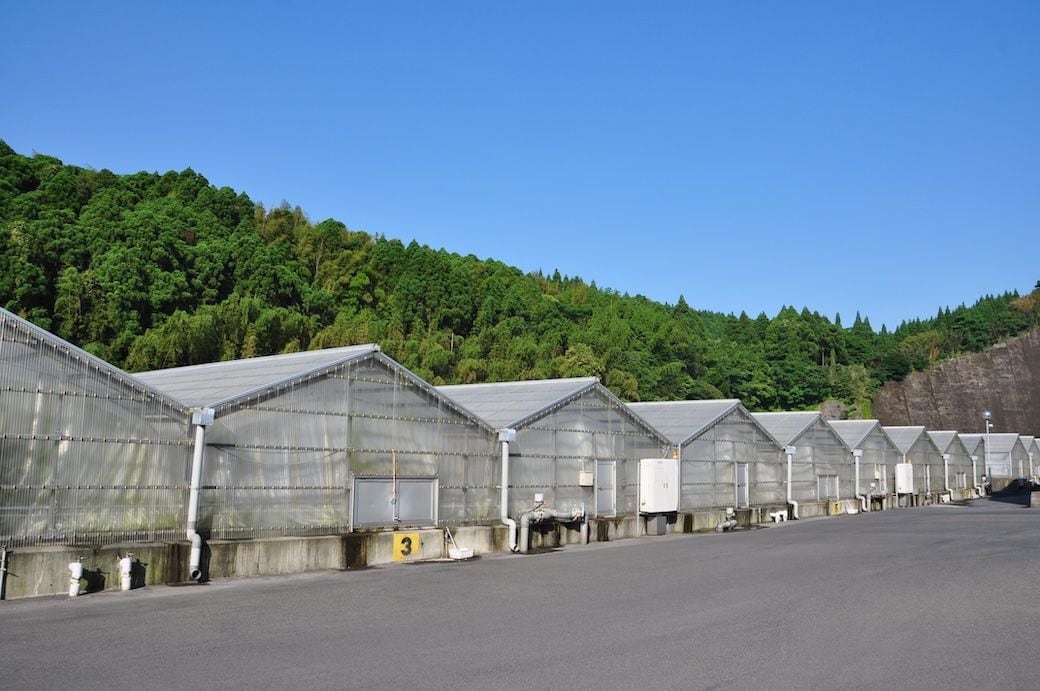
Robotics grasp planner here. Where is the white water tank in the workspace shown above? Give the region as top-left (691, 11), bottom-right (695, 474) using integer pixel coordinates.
top-left (895, 463), bottom-right (914, 494)
top-left (639, 458), bottom-right (679, 513)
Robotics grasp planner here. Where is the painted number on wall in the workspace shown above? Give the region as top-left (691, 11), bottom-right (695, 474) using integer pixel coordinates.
top-left (393, 532), bottom-right (420, 561)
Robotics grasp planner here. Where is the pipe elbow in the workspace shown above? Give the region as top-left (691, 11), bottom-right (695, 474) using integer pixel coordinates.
top-left (187, 530), bottom-right (203, 581)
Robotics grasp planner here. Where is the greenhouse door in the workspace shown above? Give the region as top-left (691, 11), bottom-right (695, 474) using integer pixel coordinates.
top-left (596, 460), bottom-right (616, 517)
top-left (735, 463), bottom-right (749, 508)
top-left (353, 477), bottom-right (437, 528)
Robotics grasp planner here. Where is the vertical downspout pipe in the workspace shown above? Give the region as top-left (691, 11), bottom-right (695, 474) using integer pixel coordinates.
top-left (942, 453), bottom-right (951, 498)
top-left (0, 545), bottom-right (7, 600)
top-left (853, 449), bottom-right (867, 512)
top-left (187, 407), bottom-right (215, 581)
top-left (971, 455), bottom-right (982, 496)
top-left (785, 446), bottom-right (799, 519)
top-left (498, 428), bottom-right (518, 552)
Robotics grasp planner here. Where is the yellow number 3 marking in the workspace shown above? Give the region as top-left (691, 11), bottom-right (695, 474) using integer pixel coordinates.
top-left (393, 532), bottom-right (420, 561)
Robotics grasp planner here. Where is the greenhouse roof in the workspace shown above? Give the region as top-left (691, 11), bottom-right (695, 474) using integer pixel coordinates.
top-left (751, 412), bottom-right (830, 448)
top-left (974, 433), bottom-right (1024, 455)
top-left (437, 378), bottom-right (600, 429)
top-left (926, 431), bottom-right (965, 455)
top-left (828, 420), bottom-right (889, 450)
top-left (882, 426), bottom-right (930, 455)
top-left (0, 307), bottom-right (188, 412)
top-left (958, 434), bottom-right (986, 455)
top-left (627, 400), bottom-right (749, 446)
top-left (136, 345), bottom-right (379, 408)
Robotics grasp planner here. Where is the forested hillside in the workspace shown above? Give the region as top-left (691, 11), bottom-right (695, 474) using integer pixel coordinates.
top-left (2, 141), bottom-right (1037, 412)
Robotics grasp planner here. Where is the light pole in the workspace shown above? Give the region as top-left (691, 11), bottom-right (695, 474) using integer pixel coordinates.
top-left (982, 409), bottom-right (993, 487)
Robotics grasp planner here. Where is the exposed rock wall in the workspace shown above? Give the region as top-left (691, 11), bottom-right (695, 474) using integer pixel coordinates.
top-left (874, 328), bottom-right (1040, 435)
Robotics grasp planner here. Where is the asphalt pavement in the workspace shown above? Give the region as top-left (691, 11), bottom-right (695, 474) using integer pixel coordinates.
top-left (4, 496), bottom-right (1039, 690)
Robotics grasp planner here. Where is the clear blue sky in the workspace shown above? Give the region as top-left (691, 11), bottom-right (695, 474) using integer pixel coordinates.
top-left (2, 1), bottom-right (1037, 330)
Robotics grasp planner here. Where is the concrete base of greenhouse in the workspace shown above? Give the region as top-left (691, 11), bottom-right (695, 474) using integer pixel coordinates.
top-left (3, 492), bottom-right (986, 599)
top-left (1, 542), bottom-right (183, 600)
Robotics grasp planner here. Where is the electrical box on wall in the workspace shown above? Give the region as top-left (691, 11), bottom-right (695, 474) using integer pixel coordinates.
top-left (639, 458), bottom-right (679, 513)
top-left (578, 470), bottom-right (594, 487)
top-left (895, 463), bottom-right (914, 494)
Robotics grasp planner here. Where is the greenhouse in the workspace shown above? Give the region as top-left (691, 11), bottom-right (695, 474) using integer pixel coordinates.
top-left (828, 420), bottom-right (901, 508)
top-left (752, 412), bottom-right (852, 506)
top-left (1020, 436), bottom-right (1037, 481)
top-left (137, 346), bottom-right (498, 541)
top-left (958, 434), bottom-right (987, 486)
top-left (628, 400), bottom-right (784, 511)
top-left (883, 426), bottom-right (944, 502)
top-left (437, 378), bottom-right (671, 545)
top-left (926, 431), bottom-right (977, 498)
top-left (958, 433), bottom-right (1029, 485)
top-left (973, 434), bottom-right (1031, 482)
top-left (0, 308), bottom-right (193, 548)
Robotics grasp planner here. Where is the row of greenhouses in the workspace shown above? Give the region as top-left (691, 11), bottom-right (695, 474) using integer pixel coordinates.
top-left (2, 306), bottom-right (1038, 563)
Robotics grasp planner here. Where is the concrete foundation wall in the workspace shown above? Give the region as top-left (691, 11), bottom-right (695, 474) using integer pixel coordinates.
top-left (1, 543), bottom-right (182, 601)
top-left (0, 496), bottom-right (965, 600)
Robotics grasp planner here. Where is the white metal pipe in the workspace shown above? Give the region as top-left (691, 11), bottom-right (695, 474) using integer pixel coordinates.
top-left (518, 506), bottom-right (583, 553)
top-left (971, 455), bottom-right (982, 496)
top-left (984, 415), bottom-right (992, 482)
top-left (943, 453), bottom-right (951, 495)
top-left (68, 558), bottom-right (83, 597)
top-left (187, 408), bottom-right (214, 581)
top-left (119, 554), bottom-right (133, 591)
top-left (853, 450), bottom-right (868, 513)
top-left (785, 446), bottom-right (799, 519)
top-left (715, 518), bottom-right (738, 532)
top-left (0, 544), bottom-right (7, 600)
top-left (716, 507), bottom-right (738, 532)
top-left (499, 429), bottom-right (518, 552)
top-left (581, 510), bottom-right (590, 544)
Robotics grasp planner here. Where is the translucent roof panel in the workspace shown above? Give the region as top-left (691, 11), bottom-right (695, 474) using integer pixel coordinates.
top-left (978, 433), bottom-right (1023, 455)
top-left (0, 307), bottom-right (187, 412)
top-left (828, 420), bottom-right (885, 450)
top-left (959, 434), bottom-right (985, 455)
top-left (628, 400), bottom-right (742, 445)
top-left (136, 345), bottom-right (378, 408)
top-left (751, 412), bottom-right (821, 447)
top-left (436, 378), bottom-right (598, 429)
top-left (883, 426), bottom-right (928, 455)
top-left (926, 431), bottom-right (960, 454)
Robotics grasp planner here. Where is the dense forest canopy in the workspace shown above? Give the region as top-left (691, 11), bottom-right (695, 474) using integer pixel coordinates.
top-left (2, 141), bottom-right (1037, 413)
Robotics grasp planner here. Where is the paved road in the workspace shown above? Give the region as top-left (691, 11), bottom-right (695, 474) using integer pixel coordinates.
top-left (4, 496), bottom-right (1039, 690)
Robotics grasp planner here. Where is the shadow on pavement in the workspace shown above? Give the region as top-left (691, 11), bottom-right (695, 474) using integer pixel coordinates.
top-left (986, 489), bottom-right (1032, 507)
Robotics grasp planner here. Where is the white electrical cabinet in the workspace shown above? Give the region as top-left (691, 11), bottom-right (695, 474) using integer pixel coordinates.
top-left (895, 463), bottom-right (914, 494)
top-left (639, 458), bottom-right (679, 513)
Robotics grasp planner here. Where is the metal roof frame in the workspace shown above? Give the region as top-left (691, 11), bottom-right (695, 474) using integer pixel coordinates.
top-left (0, 307), bottom-right (189, 414)
top-left (628, 399), bottom-right (780, 448)
top-left (438, 377), bottom-right (672, 447)
top-left (137, 345), bottom-right (495, 433)
top-left (828, 419), bottom-right (903, 454)
top-left (750, 411), bottom-right (853, 451)
top-left (926, 431), bottom-right (970, 457)
top-left (882, 425), bottom-right (939, 456)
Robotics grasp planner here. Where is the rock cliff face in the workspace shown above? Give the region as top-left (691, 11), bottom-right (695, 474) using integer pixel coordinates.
top-left (873, 327), bottom-right (1040, 435)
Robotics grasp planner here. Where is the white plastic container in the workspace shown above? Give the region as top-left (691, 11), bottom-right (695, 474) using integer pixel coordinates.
top-left (639, 458), bottom-right (679, 513)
